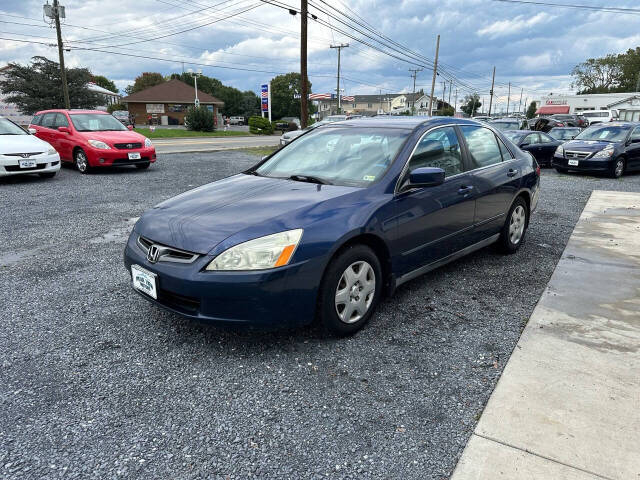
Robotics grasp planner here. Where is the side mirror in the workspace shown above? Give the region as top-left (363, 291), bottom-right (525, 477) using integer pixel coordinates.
top-left (407, 167), bottom-right (445, 188)
top-left (520, 142), bottom-right (530, 148)
top-left (58, 126), bottom-right (70, 134)
top-left (127, 125), bottom-right (133, 131)
top-left (28, 127), bottom-right (37, 134)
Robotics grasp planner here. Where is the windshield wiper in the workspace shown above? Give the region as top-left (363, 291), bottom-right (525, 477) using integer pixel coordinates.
top-left (288, 174), bottom-right (332, 185)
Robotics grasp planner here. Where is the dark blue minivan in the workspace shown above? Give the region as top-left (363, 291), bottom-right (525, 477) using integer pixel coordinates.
top-left (124, 117), bottom-right (540, 335)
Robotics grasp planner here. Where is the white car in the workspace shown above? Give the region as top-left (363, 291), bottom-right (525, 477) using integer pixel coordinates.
top-left (581, 110), bottom-right (618, 125)
top-left (0, 116), bottom-right (60, 178)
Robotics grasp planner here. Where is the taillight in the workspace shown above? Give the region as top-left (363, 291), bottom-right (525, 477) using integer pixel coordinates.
top-left (557, 122), bottom-right (564, 127)
top-left (536, 165), bottom-right (541, 176)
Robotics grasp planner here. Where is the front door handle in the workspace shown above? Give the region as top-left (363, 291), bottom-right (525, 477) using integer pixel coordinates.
top-left (458, 185), bottom-right (474, 195)
top-left (507, 168), bottom-right (519, 177)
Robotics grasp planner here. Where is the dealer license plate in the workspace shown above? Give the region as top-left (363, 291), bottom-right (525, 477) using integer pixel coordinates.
top-left (132, 264), bottom-right (157, 299)
top-left (568, 159), bottom-right (579, 166)
top-left (19, 160), bottom-right (37, 168)
top-left (128, 152), bottom-right (141, 160)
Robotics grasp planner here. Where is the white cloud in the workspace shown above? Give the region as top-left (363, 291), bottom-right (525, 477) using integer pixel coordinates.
top-left (477, 12), bottom-right (554, 38)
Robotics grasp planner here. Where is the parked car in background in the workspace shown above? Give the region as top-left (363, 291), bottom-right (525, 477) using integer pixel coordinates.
top-left (111, 110), bottom-right (131, 126)
top-left (0, 116), bottom-right (60, 178)
top-left (324, 114), bottom-right (348, 122)
top-left (581, 110), bottom-right (618, 125)
top-left (279, 119), bottom-right (334, 147)
top-left (275, 117), bottom-right (301, 130)
top-left (503, 130), bottom-right (561, 166)
top-left (529, 117), bottom-right (567, 133)
top-left (472, 116), bottom-right (492, 122)
top-left (552, 122), bottom-right (640, 178)
top-left (29, 110), bottom-right (156, 174)
top-left (124, 117), bottom-right (539, 335)
top-left (548, 127), bottom-right (581, 141)
top-left (229, 116), bottom-right (245, 125)
top-left (490, 118), bottom-right (526, 131)
top-left (549, 114), bottom-right (588, 128)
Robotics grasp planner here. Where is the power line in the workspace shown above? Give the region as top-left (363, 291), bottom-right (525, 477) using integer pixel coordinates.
top-left (487, 0), bottom-right (640, 15)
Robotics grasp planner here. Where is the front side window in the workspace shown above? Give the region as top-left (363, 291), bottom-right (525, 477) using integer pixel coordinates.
top-left (539, 133), bottom-right (556, 143)
top-left (255, 127), bottom-right (408, 187)
top-left (523, 133), bottom-right (541, 145)
top-left (406, 126), bottom-right (463, 177)
top-left (70, 114), bottom-right (127, 132)
top-left (54, 113), bottom-right (69, 128)
top-left (460, 126), bottom-right (503, 169)
top-left (41, 113), bottom-right (56, 128)
top-left (630, 126), bottom-right (640, 142)
top-left (0, 117), bottom-right (27, 135)
top-left (30, 114), bottom-right (41, 126)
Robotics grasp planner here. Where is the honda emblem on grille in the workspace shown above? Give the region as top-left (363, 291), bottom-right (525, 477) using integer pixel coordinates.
top-left (147, 245), bottom-right (160, 263)
top-left (127, 143), bottom-right (133, 149)
top-left (20, 153), bottom-right (31, 158)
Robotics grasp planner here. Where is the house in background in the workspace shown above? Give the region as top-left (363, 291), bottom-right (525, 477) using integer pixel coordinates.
top-left (313, 92), bottom-right (434, 118)
top-left (607, 95), bottom-right (640, 121)
top-left (122, 78), bottom-right (224, 126)
top-left (88, 82), bottom-right (121, 110)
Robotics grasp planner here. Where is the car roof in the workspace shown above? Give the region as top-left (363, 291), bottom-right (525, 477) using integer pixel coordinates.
top-left (590, 121), bottom-right (638, 128)
top-left (325, 116), bottom-right (481, 130)
top-left (34, 109), bottom-right (109, 115)
top-left (550, 126), bottom-right (580, 129)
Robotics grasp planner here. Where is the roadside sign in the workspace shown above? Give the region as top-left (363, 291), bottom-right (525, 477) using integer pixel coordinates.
top-left (261, 83), bottom-right (271, 121)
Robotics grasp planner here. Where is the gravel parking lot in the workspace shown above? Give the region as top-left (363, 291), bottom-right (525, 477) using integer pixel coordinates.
top-left (1, 155), bottom-right (639, 480)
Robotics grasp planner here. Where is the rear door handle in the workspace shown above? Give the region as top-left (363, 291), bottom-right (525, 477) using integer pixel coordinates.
top-left (507, 168), bottom-right (519, 177)
top-left (458, 185), bottom-right (474, 195)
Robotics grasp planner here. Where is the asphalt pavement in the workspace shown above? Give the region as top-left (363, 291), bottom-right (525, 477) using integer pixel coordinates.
top-left (1, 155), bottom-right (639, 480)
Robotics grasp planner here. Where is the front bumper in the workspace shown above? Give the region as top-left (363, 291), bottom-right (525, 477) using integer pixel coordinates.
top-left (123, 232), bottom-right (321, 327)
top-left (552, 154), bottom-right (613, 172)
top-left (0, 153), bottom-right (61, 176)
top-left (86, 146), bottom-right (156, 167)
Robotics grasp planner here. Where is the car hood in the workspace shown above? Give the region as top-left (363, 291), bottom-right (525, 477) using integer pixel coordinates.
top-left (562, 139), bottom-right (614, 153)
top-left (77, 130), bottom-right (146, 145)
top-left (0, 134), bottom-right (52, 154)
top-left (135, 173), bottom-right (360, 254)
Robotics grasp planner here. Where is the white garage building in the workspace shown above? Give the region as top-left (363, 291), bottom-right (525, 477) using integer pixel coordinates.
top-left (537, 92), bottom-right (640, 116)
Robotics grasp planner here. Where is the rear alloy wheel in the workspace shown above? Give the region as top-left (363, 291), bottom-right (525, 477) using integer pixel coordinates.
top-left (135, 162), bottom-right (151, 170)
top-left (318, 245), bottom-right (382, 336)
top-left (498, 197), bottom-right (528, 254)
top-left (74, 149), bottom-right (91, 174)
top-left (609, 158), bottom-right (625, 179)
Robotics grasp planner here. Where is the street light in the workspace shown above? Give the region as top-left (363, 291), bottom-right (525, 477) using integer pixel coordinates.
top-left (187, 68), bottom-right (202, 107)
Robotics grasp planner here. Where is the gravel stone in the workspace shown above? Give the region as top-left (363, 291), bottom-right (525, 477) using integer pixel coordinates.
top-left (1, 155), bottom-right (639, 479)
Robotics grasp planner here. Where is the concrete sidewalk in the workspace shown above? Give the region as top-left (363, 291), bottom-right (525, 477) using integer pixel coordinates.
top-left (452, 190), bottom-right (640, 480)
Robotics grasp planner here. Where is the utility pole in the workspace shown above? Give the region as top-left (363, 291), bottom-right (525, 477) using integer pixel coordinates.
top-left (427, 34), bottom-right (440, 116)
top-left (441, 81), bottom-right (446, 113)
top-left (409, 68), bottom-right (422, 114)
top-left (488, 66), bottom-right (496, 117)
top-left (506, 82), bottom-right (511, 116)
top-left (330, 43), bottom-right (349, 114)
top-left (188, 68), bottom-right (202, 107)
top-left (46, 0), bottom-right (70, 109)
top-left (300, 0), bottom-right (308, 128)
top-left (448, 80), bottom-right (452, 105)
top-left (454, 89), bottom-right (458, 116)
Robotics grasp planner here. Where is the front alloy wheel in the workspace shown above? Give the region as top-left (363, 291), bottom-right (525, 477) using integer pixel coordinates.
top-left (75, 149), bottom-right (90, 174)
top-left (610, 158), bottom-right (624, 178)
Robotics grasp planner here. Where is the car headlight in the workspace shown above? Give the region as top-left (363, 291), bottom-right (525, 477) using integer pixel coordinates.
top-left (47, 147), bottom-right (57, 155)
top-left (144, 137), bottom-right (153, 148)
top-left (206, 229), bottom-right (303, 271)
top-left (88, 139), bottom-right (111, 149)
top-left (554, 145), bottom-right (564, 156)
top-left (593, 145), bottom-right (614, 158)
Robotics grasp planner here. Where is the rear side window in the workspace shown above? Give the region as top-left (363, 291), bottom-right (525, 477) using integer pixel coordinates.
top-left (31, 114), bottom-right (41, 126)
top-left (40, 113), bottom-right (56, 128)
top-left (524, 133), bottom-right (541, 145)
top-left (460, 126), bottom-right (503, 169)
top-left (496, 136), bottom-right (513, 160)
top-left (408, 126), bottom-right (463, 177)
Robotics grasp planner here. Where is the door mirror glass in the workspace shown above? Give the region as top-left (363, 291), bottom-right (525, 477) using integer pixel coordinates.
top-left (408, 167), bottom-right (445, 187)
top-left (28, 127), bottom-right (37, 134)
top-left (58, 126), bottom-right (70, 134)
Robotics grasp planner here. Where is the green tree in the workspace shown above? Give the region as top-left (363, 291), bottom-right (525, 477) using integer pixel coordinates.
top-left (617, 47), bottom-right (640, 92)
top-left (460, 94), bottom-right (481, 116)
top-left (571, 55), bottom-right (621, 93)
top-left (92, 74), bottom-right (118, 93)
top-left (107, 102), bottom-right (127, 113)
top-left (269, 72), bottom-right (312, 120)
top-left (526, 101), bottom-right (537, 119)
top-left (125, 72), bottom-right (165, 95)
top-left (0, 56), bottom-right (102, 114)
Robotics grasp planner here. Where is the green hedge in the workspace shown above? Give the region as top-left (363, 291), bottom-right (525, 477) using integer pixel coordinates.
top-left (249, 116), bottom-right (274, 135)
top-left (185, 106), bottom-right (215, 132)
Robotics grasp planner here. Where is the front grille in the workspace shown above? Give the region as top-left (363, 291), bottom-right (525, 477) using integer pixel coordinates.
top-left (157, 288), bottom-right (200, 314)
top-left (4, 152), bottom-right (45, 157)
top-left (137, 235), bottom-right (199, 264)
top-left (5, 164), bottom-right (46, 172)
top-left (114, 142), bottom-right (142, 150)
top-left (564, 151), bottom-right (592, 159)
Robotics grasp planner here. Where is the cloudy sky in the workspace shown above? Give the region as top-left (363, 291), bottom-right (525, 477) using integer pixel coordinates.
top-left (2, 0), bottom-right (639, 111)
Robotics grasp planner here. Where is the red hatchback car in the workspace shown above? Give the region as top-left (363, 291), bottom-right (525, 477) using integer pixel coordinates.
top-left (29, 109), bottom-right (156, 173)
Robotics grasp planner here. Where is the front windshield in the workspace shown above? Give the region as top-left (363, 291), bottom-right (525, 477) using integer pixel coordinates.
top-left (574, 125), bottom-right (630, 142)
top-left (70, 114), bottom-right (127, 132)
top-left (492, 121), bottom-right (519, 131)
top-left (549, 128), bottom-right (580, 140)
top-left (255, 127), bottom-right (409, 187)
top-left (0, 117), bottom-right (27, 135)
top-left (503, 131), bottom-right (523, 143)
top-left (582, 111), bottom-right (608, 118)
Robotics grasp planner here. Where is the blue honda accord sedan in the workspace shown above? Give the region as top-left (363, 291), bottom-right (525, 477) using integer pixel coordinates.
top-left (124, 117), bottom-right (540, 335)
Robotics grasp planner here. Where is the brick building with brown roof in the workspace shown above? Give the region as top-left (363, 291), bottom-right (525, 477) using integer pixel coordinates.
top-left (122, 78), bottom-right (224, 126)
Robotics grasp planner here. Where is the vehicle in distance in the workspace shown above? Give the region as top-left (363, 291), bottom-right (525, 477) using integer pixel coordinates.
top-left (490, 118), bottom-right (525, 131)
top-left (0, 116), bottom-right (60, 178)
top-left (503, 130), bottom-right (561, 166)
top-left (111, 110), bottom-right (131, 126)
top-left (549, 114), bottom-right (588, 128)
top-left (275, 117), bottom-right (301, 130)
top-left (325, 114), bottom-right (348, 122)
top-left (279, 120), bottom-right (333, 147)
top-left (228, 116), bottom-right (245, 125)
top-left (124, 117), bottom-right (540, 335)
top-left (548, 127), bottom-right (581, 141)
top-left (552, 122), bottom-right (640, 178)
top-left (472, 116), bottom-right (492, 122)
top-left (581, 110), bottom-right (618, 125)
top-left (29, 109), bottom-right (156, 173)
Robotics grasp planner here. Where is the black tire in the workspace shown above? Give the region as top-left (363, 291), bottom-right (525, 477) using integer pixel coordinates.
top-left (39, 171), bottom-right (56, 178)
top-left (608, 158), bottom-right (625, 179)
top-left (317, 245), bottom-right (383, 336)
top-left (555, 167), bottom-right (568, 174)
top-left (498, 197), bottom-right (529, 254)
top-left (74, 148), bottom-right (91, 174)
top-left (135, 162), bottom-right (151, 170)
